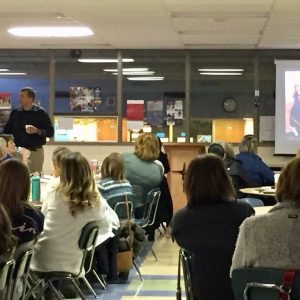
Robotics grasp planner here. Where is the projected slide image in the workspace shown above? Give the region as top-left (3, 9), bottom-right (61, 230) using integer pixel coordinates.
top-left (285, 71), bottom-right (300, 138)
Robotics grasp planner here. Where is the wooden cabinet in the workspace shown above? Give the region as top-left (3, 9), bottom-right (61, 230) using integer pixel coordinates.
top-left (164, 143), bottom-right (206, 212)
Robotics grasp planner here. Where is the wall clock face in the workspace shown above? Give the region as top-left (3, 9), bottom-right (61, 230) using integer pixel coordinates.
top-left (223, 98), bottom-right (237, 112)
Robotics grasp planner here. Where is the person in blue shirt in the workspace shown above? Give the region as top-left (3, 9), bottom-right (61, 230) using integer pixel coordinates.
top-left (235, 135), bottom-right (274, 186)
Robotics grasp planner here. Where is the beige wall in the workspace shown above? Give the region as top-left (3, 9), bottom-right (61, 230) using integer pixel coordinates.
top-left (43, 144), bottom-right (291, 175)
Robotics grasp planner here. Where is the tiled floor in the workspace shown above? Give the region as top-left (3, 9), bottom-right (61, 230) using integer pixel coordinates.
top-left (84, 231), bottom-right (180, 300)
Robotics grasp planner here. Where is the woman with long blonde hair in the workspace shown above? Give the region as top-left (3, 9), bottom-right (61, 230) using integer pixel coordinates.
top-left (31, 151), bottom-right (110, 276)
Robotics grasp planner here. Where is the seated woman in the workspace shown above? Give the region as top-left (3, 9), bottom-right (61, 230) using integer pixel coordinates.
top-left (171, 154), bottom-right (254, 300)
top-left (208, 142), bottom-right (257, 197)
top-left (0, 203), bottom-right (15, 259)
top-left (123, 133), bottom-right (164, 216)
top-left (231, 156), bottom-right (300, 272)
top-left (31, 151), bottom-right (111, 277)
top-left (0, 159), bottom-right (44, 244)
top-left (98, 152), bottom-right (133, 206)
top-left (0, 134), bottom-right (30, 166)
top-left (235, 135), bottom-right (274, 186)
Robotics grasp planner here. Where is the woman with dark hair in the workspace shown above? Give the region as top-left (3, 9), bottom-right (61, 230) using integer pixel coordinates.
top-left (0, 159), bottom-right (44, 243)
top-left (232, 156), bottom-right (300, 272)
top-left (171, 154), bottom-right (254, 300)
top-left (0, 203), bottom-right (15, 258)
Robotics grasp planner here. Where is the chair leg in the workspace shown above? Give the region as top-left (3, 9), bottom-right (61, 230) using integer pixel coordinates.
top-left (48, 280), bottom-right (64, 300)
top-left (92, 270), bottom-right (106, 290)
top-left (24, 278), bottom-right (46, 300)
top-left (150, 248), bottom-right (158, 261)
top-left (81, 276), bottom-right (98, 298)
top-left (70, 279), bottom-right (86, 300)
top-left (133, 259), bottom-right (144, 281)
top-left (161, 223), bottom-right (170, 238)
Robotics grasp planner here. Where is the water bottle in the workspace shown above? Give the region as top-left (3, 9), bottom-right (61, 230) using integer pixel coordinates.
top-left (31, 175), bottom-right (40, 202)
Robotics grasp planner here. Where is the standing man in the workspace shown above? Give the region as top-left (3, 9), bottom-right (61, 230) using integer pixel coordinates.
top-left (3, 87), bottom-right (54, 173)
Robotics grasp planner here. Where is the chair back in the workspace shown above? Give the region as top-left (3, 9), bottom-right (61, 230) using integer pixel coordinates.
top-left (131, 185), bottom-right (143, 205)
top-left (77, 221), bottom-right (100, 276)
top-left (231, 268), bottom-right (300, 300)
top-left (11, 241), bottom-right (34, 300)
top-left (180, 248), bottom-right (195, 300)
top-left (238, 198), bottom-right (264, 207)
top-left (114, 200), bottom-right (134, 220)
top-left (0, 258), bottom-right (15, 300)
top-left (142, 188), bottom-right (161, 227)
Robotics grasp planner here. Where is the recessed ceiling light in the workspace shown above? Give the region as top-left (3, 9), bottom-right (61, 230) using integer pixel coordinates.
top-left (127, 77), bottom-right (164, 81)
top-left (0, 72), bottom-right (27, 76)
top-left (104, 68), bottom-right (149, 72)
top-left (8, 26), bottom-right (93, 37)
top-left (0, 69), bottom-right (9, 71)
top-left (112, 71), bottom-right (155, 76)
top-left (79, 58), bottom-right (134, 63)
top-left (199, 72), bottom-right (242, 76)
top-left (198, 68), bottom-right (244, 72)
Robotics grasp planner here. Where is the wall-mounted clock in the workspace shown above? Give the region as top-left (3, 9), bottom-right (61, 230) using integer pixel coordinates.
top-left (223, 98), bottom-right (237, 112)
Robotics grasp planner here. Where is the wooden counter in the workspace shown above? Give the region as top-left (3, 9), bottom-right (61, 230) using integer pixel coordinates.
top-left (164, 143), bottom-right (206, 212)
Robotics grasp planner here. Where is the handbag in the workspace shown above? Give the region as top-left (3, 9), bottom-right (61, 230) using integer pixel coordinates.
top-left (116, 195), bottom-right (133, 272)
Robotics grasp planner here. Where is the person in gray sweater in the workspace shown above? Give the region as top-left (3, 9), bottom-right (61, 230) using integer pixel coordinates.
top-left (231, 156), bottom-right (300, 272)
top-left (171, 154), bottom-right (254, 300)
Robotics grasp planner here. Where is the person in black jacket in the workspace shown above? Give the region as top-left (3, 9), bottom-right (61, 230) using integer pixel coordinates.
top-left (0, 159), bottom-right (44, 244)
top-left (171, 154), bottom-right (254, 300)
top-left (208, 142), bottom-right (257, 197)
top-left (3, 87), bottom-right (54, 173)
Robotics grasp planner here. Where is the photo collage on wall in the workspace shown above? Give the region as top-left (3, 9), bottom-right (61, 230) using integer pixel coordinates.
top-left (69, 87), bottom-right (101, 112)
top-left (166, 99), bottom-right (183, 125)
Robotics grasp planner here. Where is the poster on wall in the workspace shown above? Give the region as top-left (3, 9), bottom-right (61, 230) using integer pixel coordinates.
top-left (126, 100), bottom-right (144, 120)
top-left (69, 87), bottom-right (101, 112)
top-left (0, 93), bottom-right (11, 109)
top-left (166, 99), bottom-right (183, 125)
top-left (146, 100), bottom-right (163, 126)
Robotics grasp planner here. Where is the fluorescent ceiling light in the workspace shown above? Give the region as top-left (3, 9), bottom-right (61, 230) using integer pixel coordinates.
top-left (8, 26), bottom-right (93, 37)
top-left (112, 71), bottom-right (155, 76)
top-left (78, 58), bottom-right (134, 63)
top-left (200, 72), bottom-right (242, 76)
top-left (0, 69), bottom-right (9, 71)
top-left (127, 77), bottom-right (164, 81)
top-left (198, 68), bottom-right (244, 72)
top-left (0, 72), bottom-right (27, 76)
top-left (104, 68), bottom-right (149, 72)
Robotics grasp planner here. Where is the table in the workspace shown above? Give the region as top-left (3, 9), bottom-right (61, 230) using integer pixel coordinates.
top-left (239, 186), bottom-right (276, 197)
top-left (254, 206), bottom-right (273, 215)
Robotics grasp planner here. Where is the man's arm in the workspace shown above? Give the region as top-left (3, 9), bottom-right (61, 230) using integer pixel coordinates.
top-left (38, 110), bottom-right (54, 138)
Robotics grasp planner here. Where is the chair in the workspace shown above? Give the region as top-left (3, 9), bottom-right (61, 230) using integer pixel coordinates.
top-left (11, 241), bottom-right (34, 300)
top-left (135, 188), bottom-right (161, 266)
top-left (0, 258), bottom-right (15, 300)
top-left (25, 221), bottom-right (101, 300)
top-left (238, 198), bottom-right (264, 207)
top-left (180, 248), bottom-right (195, 300)
top-left (231, 268), bottom-right (300, 300)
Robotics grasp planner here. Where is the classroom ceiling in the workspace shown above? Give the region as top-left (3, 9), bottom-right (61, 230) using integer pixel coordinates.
top-left (0, 0), bottom-right (299, 49)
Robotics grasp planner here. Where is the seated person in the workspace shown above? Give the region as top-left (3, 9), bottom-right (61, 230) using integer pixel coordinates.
top-left (122, 133), bottom-right (163, 210)
top-left (208, 142), bottom-right (257, 197)
top-left (0, 159), bottom-right (44, 244)
top-left (171, 154), bottom-right (254, 300)
top-left (231, 156), bottom-right (300, 272)
top-left (0, 137), bottom-right (8, 163)
top-left (0, 203), bottom-right (15, 259)
top-left (235, 135), bottom-right (274, 186)
top-left (98, 152), bottom-right (133, 207)
top-left (31, 152), bottom-right (111, 296)
top-left (0, 134), bottom-right (30, 166)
